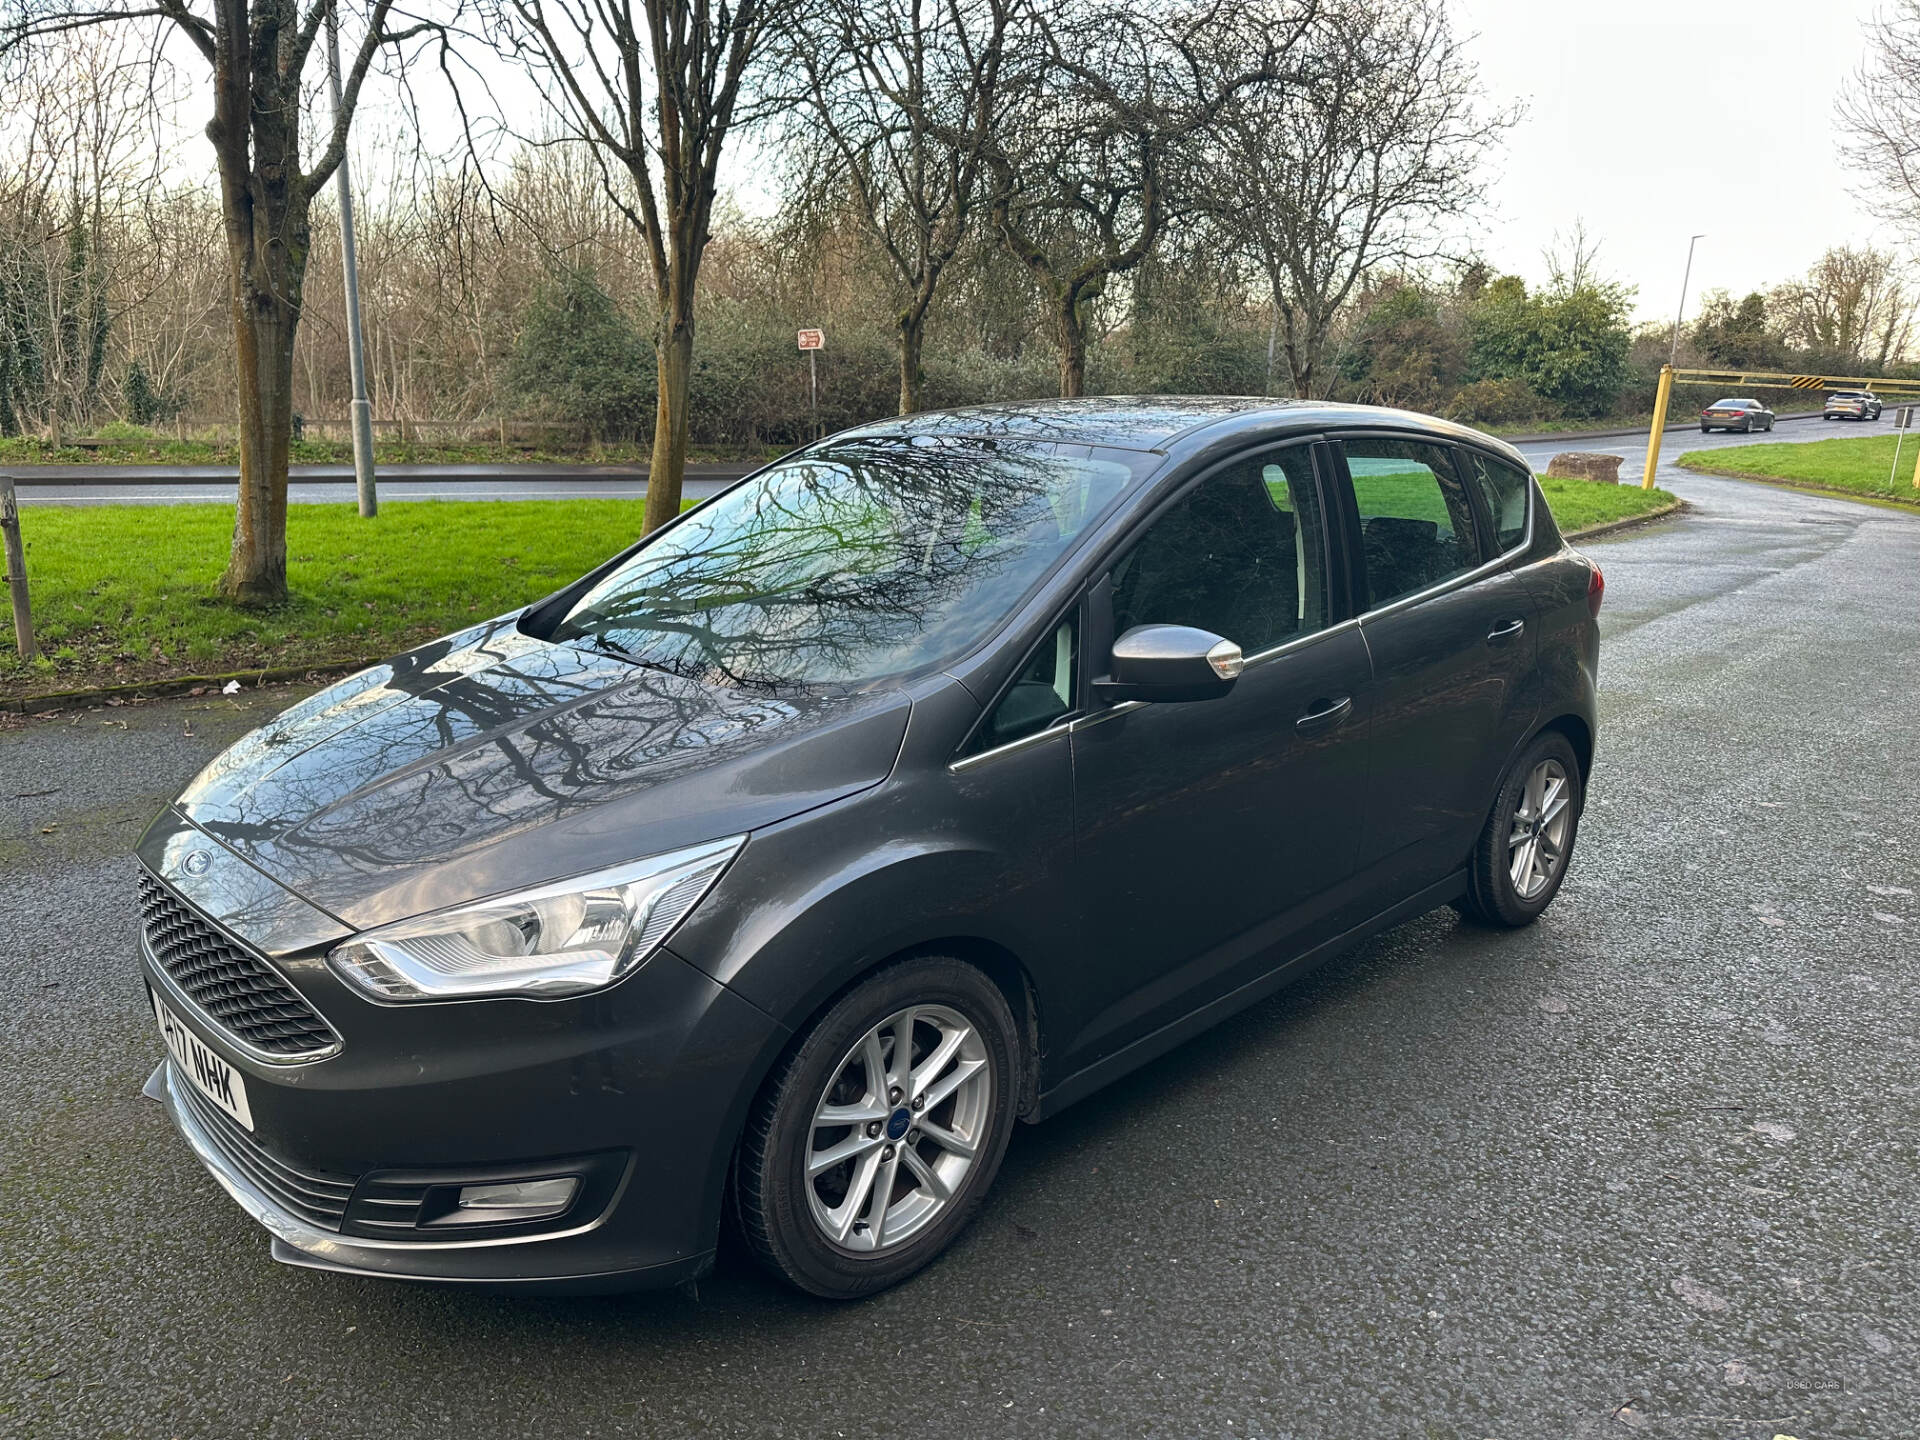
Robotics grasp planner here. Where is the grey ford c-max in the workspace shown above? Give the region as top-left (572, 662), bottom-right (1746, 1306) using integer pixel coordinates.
top-left (137, 397), bottom-right (1602, 1299)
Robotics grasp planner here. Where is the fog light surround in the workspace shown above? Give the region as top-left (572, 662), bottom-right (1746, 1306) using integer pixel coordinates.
top-left (428, 1176), bottom-right (581, 1226)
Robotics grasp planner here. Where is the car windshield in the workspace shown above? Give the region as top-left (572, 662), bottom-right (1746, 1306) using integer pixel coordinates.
top-left (549, 435), bottom-right (1154, 689)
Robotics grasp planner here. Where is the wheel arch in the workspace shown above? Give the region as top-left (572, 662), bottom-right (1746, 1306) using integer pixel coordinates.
top-left (1537, 712), bottom-right (1594, 785)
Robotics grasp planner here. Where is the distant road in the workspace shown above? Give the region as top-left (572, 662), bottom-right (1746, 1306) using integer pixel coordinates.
top-left (9, 460), bottom-right (758, 506)
top-left (6, 409), bottom-right (1873, 505)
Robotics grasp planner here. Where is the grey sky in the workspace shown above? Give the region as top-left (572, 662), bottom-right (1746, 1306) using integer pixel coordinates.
top-left (1452, 0), bottom-right (1898, 321)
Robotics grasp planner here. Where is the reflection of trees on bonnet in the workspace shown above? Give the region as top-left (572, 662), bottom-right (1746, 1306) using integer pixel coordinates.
top-left (550, 434), bottom-right (1151, 691)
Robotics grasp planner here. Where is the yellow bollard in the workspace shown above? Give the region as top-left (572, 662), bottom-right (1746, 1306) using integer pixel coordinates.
top-left (1642, 364), bottom-right (1674, 490)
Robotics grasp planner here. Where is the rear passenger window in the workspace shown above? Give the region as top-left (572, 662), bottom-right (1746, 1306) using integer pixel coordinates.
top-left (1463, 452), bottom-right (1532, 552)
top-left (1341, 440), bottom-right (1481, 609)
top-left (1110, 444), bottom-right (1329, 655)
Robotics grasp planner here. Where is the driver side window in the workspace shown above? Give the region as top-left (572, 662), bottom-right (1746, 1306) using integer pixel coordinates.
top-left (1109, 445), bottom-right (1330, 654)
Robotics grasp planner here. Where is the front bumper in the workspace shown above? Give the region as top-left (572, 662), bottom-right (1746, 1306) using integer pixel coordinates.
top-left (136, 816), bottom-right (787, 1292)
top-left (144, 1059), bottom-right (703, 1291)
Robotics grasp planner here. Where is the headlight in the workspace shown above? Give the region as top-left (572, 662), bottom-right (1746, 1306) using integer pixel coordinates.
top-left (326, 837), bottom-right (743, 1002)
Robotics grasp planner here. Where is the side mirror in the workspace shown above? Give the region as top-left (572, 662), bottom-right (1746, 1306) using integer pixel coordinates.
top-left (1092, 624), bottom-right (1243, 704)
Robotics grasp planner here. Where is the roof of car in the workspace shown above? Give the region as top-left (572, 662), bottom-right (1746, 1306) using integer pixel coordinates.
top-left (832, 395), bottom-right (1514, 455)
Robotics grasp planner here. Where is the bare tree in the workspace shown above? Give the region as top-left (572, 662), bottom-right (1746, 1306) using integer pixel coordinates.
top-left (1769, 246), bottom-right (1918, 372)
top-left (987, 0), bottom-right (1309, 399)
top-left (1841, 2), bottom-right (1920, 244)
top-left (2, 0), bottom-right (443, 604)
top-left (776, 0), bottom-right (1022, 414)
top-left (489, 0), bottom-right (772, 536)
top-left (0, 30), bottom-right (173, 437)
top-left (1201, 0), bottom-right (1510, 399)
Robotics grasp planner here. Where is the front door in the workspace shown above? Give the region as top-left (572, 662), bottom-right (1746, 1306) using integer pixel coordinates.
top-left (1063, 441), bottom-right (1373, 1070)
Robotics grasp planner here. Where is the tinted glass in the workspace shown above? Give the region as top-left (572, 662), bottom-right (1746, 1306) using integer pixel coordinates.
top-left (976, 617), bottom-right (1077, 751)
top-left (1111, 445), bottom-right (1329, 654)
top-left (1342, 439), bottom-right (1481, 608)
top-left (552, 438), bottom-right (1152, 689)
top-left (1464, 452), bottom-right (1532, 552)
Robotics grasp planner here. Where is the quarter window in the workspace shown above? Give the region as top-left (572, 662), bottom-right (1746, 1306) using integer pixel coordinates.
top-left (1342, 439), bottom-right (1481, 609)
top-left (1463, 452), bottom-right (1532, 553)
top-left (1110, 446), bottom-right (1330, 655)
top-left (974, 617), bottom-right (1077, 752)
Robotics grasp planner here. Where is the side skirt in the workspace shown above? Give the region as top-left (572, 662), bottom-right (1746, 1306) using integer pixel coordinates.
top-left (1025, 871), bottom-right (1468, 1122)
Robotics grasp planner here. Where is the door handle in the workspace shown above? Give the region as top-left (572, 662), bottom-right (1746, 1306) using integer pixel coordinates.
top-left (1295, 695), bottom-right (1352, 735)
top-left (1486, 617), bottom-right (1526, 645)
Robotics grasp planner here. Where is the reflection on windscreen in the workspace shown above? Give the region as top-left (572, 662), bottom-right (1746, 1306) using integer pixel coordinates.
top-left (551, 436), bottom-right (1152, 689)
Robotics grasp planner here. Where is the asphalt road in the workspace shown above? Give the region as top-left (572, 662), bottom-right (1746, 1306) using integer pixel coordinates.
top-left (9, 461), bottom-right (753, 506)
top-left (3, 455), bottom-right (1917, 1438)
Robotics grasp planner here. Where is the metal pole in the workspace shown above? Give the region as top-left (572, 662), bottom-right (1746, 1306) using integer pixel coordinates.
top-left (809, 350), bottom-right (819, 439)
top-left (325, 5), bottom-right (377, 518)
top-left (1641, 365), bottom-right (1674, 491)
top-left (1889, 410), bottom-right (1908, 491)
top-left (0, 473), bottom-right (36, 661)
top-left (1669, 234), bottom-right (1704, 369)
top-left (1264, 307), bottom-right (1277, 397)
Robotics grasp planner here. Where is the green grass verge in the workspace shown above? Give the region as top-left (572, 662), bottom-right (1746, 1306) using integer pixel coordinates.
top-left (0, 478), bottom-right (1679, 700)
top-left (1536, 476), bottom-right (1678, 533)
top-left (0, 500), bottom-right (655, 696)
top-left (1676, 433), bottom-right (1920, 505)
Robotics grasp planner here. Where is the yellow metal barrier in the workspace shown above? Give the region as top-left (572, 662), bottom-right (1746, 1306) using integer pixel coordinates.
top-left (1640, 365), bottom-right (1920, 491)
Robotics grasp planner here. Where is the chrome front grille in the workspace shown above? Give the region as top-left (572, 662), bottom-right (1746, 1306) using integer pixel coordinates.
top-left (173, 1070), bottom-right (357, 1231)
top-left (139, 871), bottom-right (339, 1060)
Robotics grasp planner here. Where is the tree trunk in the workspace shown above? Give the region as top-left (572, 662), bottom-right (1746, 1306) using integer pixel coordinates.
top-left (644, 314), bottom-right (694, 537)
top-left (219, 281), bottom-right (296, 604)
top-left (897, 307), bottom-right (925, 415)
top-left (1056, 291), bottom-right (1087, 399)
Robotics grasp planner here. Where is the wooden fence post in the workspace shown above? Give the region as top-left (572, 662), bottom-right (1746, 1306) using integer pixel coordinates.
top-left (0, 473), bottom-right (36, 661)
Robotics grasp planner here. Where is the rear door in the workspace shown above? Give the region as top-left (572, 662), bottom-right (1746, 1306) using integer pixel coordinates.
top-left (1062, 439), bottom-right (1373, 1069)
top-left (1333, 435), bottom-right (1540, 899)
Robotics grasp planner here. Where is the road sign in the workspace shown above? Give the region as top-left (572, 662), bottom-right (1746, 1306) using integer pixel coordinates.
top-left (797, 329), bottom-right (825, 351)
top-left (1898, 406), bottom-right (1915, 429)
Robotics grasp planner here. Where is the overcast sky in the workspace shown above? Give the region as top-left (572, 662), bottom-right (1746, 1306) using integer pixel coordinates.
top-left (1451, 0), bottom-right (1897, 322)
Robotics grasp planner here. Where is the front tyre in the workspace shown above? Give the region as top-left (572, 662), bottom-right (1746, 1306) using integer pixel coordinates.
top-left (735, 956), bottom-right (1019, 1298)
top-left (1459, 731), bottom-right (1584, 928)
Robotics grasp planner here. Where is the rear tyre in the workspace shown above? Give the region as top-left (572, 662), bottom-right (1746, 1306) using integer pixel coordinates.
top-left (735, 956), bottom-right (1019, 1299)
top-left (1700, 424), bottom-right (1711, 433)
top-left (1459, 731), bottom-right (1583, 928)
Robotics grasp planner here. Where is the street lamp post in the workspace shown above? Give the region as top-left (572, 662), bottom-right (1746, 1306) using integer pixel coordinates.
top-left (1669, 233), bottom-right (1705, 368)
top-left (325, 5), bottom-right (378, 519)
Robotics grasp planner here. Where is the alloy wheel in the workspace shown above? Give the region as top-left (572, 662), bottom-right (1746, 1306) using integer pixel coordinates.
top-left (1508, 758), bottom-right (1572, 900)
top-left (804, 1004), bottom-right (991, 1253)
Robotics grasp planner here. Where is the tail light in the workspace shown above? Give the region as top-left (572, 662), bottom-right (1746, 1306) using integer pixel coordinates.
top-left (1587, 564), bottom-right (1605, 618)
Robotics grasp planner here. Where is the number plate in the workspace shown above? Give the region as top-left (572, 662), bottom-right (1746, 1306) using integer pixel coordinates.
top-left (152, 989), bottom-right (253, 1131)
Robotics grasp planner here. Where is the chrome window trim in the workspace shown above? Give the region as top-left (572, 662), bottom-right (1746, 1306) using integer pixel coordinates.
top-left (1239, 614), bottom-right (1360, 669)
top-left (1354, 549), bottom-right (1510, 624)
top-left (948, 716), bottom-right (1076, 772)
top-left (139, 864), bottom-right (344, 1067)
top-left (1068, 700), bottom-right (1147, 733)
